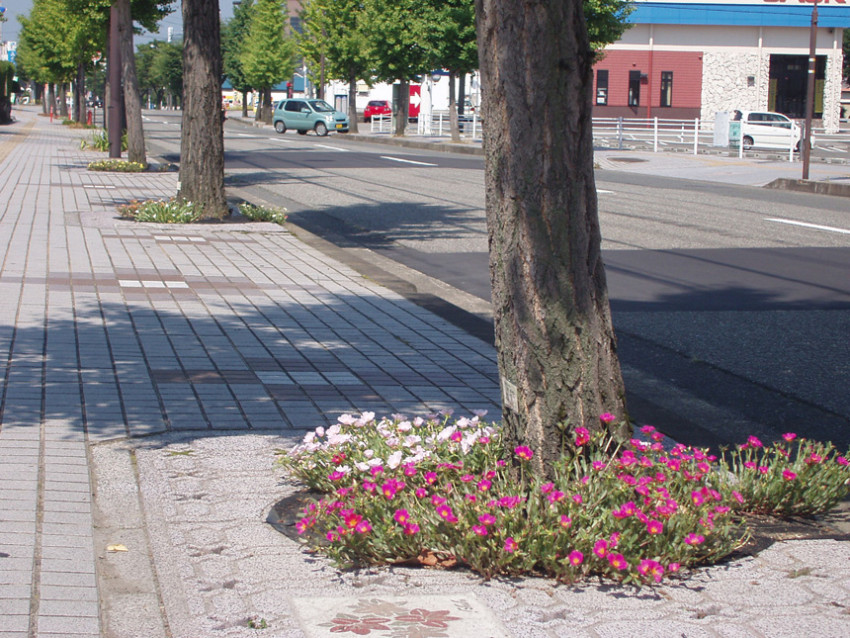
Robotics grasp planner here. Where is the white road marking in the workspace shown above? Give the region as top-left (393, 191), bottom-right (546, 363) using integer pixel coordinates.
top-left (596, 189), bottom-right (614, 194)
top-left (315, 144), bottom-right (349, 152)
top-left (380, 155), bottom-right (438, 167)
top-left (766, 218), bottom-right (850, 235)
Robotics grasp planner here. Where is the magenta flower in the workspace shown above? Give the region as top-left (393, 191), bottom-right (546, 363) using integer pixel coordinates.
top-left (667, 562), bottom-right (681, 573)
top-left (747, 436), bottom-right (763, 448)
top-left (478, 513), bottom-right (496, 526)
top-left (782, 432), bottom-right (797, 442)
top-left (600, 413), bottom-right (617, 424)
top-left (464, 494), bottom-right (478, 502)
top-left (498, 496), bottom-right (523, 509)
top-left (568, 550), bottom-right (584, 566)
top-left (477, 479), bottom-right (492, 492)
top-left (460, 474), bottom-right (475, 483)
top-left (838, 457), bottom-right (849, 466)
top-left (424, 471), bottom-right (438, 484)
top-left (436, 504), bottom-right (456, 522)
top-left (471, 524), bottom-right (488, 536)
top-left (691, 491), bottom-right (705, 506)
top-left (574, 427), bottom-right (591, 447)
top-left (572, 494), bottom-right (583, 505)
top-left (514, 446), bottom-right (534, 461)
top-left (638, 559), bottom-right (665, 583)
top-left (640, 425), bottom-right (656, 435)
top-left (540, 482), bottom-right (555, 494)
top-left (732, 491), bottom-right (744, 504)
top-left (370, 465), bottom-right (384, 477)
top-left (808, 453), bottom-right (824, 464)
top-left (403, 523), bottom-right (420, 535)
top-left (782, 470), bottom-right (797, 481)
top-left (328, 471), bottom-right (346, 482)
top-left (326, 531), bottom-right (338, 542)
top-left (504, 537), bottom-right (518, 553)
top-left (295, 517), bottom-right (311, 534)
top-left (646, 520), bottom-right (664, 535)
top-left (431, 495), bottom-right (447, 506)
top-left (355, 519), bottom-right (372, 534)
top-left (743, 461), bottom-right (756, 470)
top-left (403, 464), bottom-right (418, 477)
top-left (559, 515), bottom-right (572, 529)
top-left (415, 487), bottom-right (428, 498)
top-left (343, 512), bottom-right (362, 529)
top-left (608, 553), bottom-right (628, 570)
top-left (684, 533), bottom-right (705, 545)
top-left (547, 491), bottom-right (566, 504)
top-left (593, 539), bottom-right (609, 558)
top-left (592, 461), bottom-right (607, 471)
top-left (394, 509), bottom-right (410, 525)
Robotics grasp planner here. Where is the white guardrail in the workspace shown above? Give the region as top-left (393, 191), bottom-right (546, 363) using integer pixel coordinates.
top-left (370, 113), bottom-right (824, 162)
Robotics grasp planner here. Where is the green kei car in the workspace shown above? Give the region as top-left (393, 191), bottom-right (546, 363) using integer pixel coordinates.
top-left (272, 99), bottom-right (350, 136)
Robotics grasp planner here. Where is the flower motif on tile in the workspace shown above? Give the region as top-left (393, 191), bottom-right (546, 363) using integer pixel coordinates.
top-left (394, 608), bottom-right (461, 629)
top-left (321, 614), bottom-right (393, 635)
top-left (319, 599), bottom-right (465, 637)
top-left (351, 599), bottom-right (411, 617)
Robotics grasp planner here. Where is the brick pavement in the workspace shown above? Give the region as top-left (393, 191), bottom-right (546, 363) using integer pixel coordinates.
top-left (0, 109), bottom-right (499, 637)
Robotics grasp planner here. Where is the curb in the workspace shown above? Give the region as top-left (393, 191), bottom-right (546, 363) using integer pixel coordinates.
top-left (765, 178), bottom-right (850, 198)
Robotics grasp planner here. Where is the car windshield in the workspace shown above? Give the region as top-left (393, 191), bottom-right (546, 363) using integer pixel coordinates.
top-left (309, 100), bottom-right (334, 112)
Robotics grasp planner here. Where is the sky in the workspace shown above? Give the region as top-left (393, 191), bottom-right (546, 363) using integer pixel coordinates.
top-left (1, 1), bottom-right (237, 46)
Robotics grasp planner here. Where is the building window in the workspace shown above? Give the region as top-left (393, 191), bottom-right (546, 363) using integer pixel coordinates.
top-left (660, 72), bottom-right (673, 108)
top-left (628, 70), bottom-right (641, 107)
top-left (596, 70), bottom-right (609, 105)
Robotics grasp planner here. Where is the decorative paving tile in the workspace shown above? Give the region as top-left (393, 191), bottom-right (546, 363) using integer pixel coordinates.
top-left (290, 594), bottom-right (509, 638)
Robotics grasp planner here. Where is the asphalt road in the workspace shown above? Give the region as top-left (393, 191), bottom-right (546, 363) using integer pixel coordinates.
top-left (144, 112), bottom-right (850, 449)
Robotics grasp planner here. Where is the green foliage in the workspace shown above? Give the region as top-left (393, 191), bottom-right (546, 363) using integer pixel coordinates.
top-left (118, 198), bottom-right (204, 223)
top-left (82, 129), bottom-right (127, 152)
top-left (240, 0), bottom-right (297, 91)
top-left (299, 0), bottom-right (372, 86)
top-left (238, 202), bottom-right (288, 225)
top-left (222, 0), bottom-right (256, 94)
top-left (422, 0), bottom-right (477, 75)
top-left (136, 40), bottom-right (183, 107)
top-left (584, 0), bottom-right (635, 53)
top-left (87, 159), bottom-right (147, 172)
top-left (721, 434), bottom-right (850, 517)
top-left (359, 0), bottom-right (431, 84)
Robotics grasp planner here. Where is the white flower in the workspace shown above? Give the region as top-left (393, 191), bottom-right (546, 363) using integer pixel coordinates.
top-left (336, 465), bottom-right (351, 475)
top-left (368, 458), bottom-right (384, 467)
top-left (355, 462), bottom-right (370, 472)
top-left (327, 433), bottom-right (351, 446)
top-left (315, 427), bottom-right (325, 438)
top-left (472, 409), bottom-right (488, 418)
top-left (326, 425), bottom-right (341, 437)
top-left (436, 426), bottom-right (456, 442)
top-left (357, 411), bottom-right (376, 425)
top-left (363, 449), bottom-right (374, 459)
top-left (456, 417), bottom-right (471, 429)
top-left (403, 435), bottom-right (422, 448)
top-left (397, 421), bottom-right (413, 432)
top-left (413, 417), bottom-right (425, 427)
top-left (385, 436), bottom-right (399, 448)
top-left (303, 432), bottom-right (316, 444)
top-left (337, 414), bottom-right (356, 425)
top-left (386, 451), bottom-right (403, 469)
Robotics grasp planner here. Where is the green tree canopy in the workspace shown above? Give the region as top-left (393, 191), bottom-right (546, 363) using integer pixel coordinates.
top-left (222, 0), bottom-right (255, 95)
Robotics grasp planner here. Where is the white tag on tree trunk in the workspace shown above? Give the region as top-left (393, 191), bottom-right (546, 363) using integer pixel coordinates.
top-left (501, 377), bottom-right (519, 413)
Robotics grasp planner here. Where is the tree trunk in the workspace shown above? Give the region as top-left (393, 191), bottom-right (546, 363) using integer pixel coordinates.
top-left (117, 0), bottom-right (147, 165)
top-left (476, 0), bottom-right (628, 477)
top-left (394, 78), bottom-right (408, 137)
top-left (74, 62), bottom-right (85, 123)
top-left (347, 69), bottom-right (359, 134)
top-left (241, 89), bottom-right (248, 118)
top-left (58, 83), bottom-right (69, 118)
top-left (448, 71), bottom-right (460, 143)
top-left (179, 0), bottom-right (228, 219)
top-left (262, 87), bottom-right (273, 124)
top-left (107, 6), bottom-right (122, 158)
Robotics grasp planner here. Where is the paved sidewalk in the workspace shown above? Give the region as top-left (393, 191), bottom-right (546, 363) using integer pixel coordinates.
top-left (0, 108), bottom-right (848, 638)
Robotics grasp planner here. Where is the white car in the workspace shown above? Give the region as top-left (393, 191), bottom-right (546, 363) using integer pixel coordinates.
top-left (733, 110), bottom-right (813, 151)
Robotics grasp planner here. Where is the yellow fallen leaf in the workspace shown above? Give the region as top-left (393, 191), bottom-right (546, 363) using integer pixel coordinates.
top-left (106, 544), bottom-right (129, 553)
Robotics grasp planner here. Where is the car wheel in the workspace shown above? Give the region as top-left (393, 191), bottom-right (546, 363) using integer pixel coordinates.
top-left (742, 136), bottom-right (753, 151)
top-left (314, 122), bottom-right (328, 137)
top-left (297, 130), bottom-right (308, 135)
top-left (274, 120), bottom-right (286, 134)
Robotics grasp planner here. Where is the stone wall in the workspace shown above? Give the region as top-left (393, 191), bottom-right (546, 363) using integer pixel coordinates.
top-left (700, 51), bottom-right (768, 123)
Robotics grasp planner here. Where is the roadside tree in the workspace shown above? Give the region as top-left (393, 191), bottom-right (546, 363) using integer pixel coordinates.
top-left (179, 0), bottom-right (227, 218)
top-left (299, 0), bottom-right (372, 134)
top-left (222, 0), bottom-right (255, 118)
top-left (476, 0), bottom-right (628, 477)
top-left (240, 0), bottom-right (296, 124)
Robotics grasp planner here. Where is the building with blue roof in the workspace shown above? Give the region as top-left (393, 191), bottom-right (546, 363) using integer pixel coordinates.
top-left (593, 0), bottom-right (849, 132)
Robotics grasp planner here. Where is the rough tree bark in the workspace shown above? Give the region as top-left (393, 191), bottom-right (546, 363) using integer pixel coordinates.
top-left (448, 71), bottom-right (460, 143)
top-left (347, 70), bottom-right (359, 134)
top-left (394, 78), bottom-right (409, 137)
top-left (116, 0), bottom-right (146, 165)
top-left (179, 0), bottom-right (228, 219)
top-left (74, 63), bottom-right (85, 123)
top-left (476, 0), bottom-right (628, 477)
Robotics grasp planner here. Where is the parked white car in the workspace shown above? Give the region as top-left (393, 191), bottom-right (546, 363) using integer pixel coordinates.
top-left (733, 110), bottom-right (813, 151)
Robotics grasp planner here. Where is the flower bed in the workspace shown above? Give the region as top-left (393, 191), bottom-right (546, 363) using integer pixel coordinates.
top-left (279, 413), bottom-right (848, 585)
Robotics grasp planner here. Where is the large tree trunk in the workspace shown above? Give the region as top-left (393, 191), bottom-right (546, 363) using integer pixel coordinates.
top-left (74, 62), bottom-right (85, 123)
top-left (476, 0), bottom-right (628, 477)
top-left (262, 87), bottom-right (273, 124)
top-left (448, 71), bottom-right (460, 143)
top-left (58, 83), bottom-right (69, 118)
top-left (179, 0), bottom-right (227, 219)
top-left (116, 0), bottom-right (146, 165)
top-left (394, 78), bottom-right (409, 137)
top-left (347, 69), bottom-right (359, 134)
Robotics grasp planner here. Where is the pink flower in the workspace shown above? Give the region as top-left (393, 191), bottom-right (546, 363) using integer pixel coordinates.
top-left (732, 491), bottom-right (744, 504)
top-left (572, 494), bottom-right (583, 505)
top-left (608, 553), bottom-right (628, 570)
top-left (498, 496), bottom-right (522, 509)
top-left (547, 491), bottom-right (566, 504)
top-left (343, 512), bottom-right (362, 529)
top-left (640, 425), bottom-right (656, 435)
top-left (758, 466), bottom-right (770, 474)
top-left (638, 559), bottom-right (665, 583)
top-left (403, 523), bottom-right (420, 535)
top-left (574, 427), bottom-right (591, 447)
top-left (684, 533), bottom-right (705, 545)
top-left (370, 465), bottom-right (384, 477)
top-left (647, 520), bottom-right (664, 535)
top-left (328, 471), bottom-right (346, 482)
top-left (424, 471), bottom-right (438, 484)
top-left (593, 539), bottom-right (609, 558)
top-left (295, 518), bottom-right (311, 534)
top-left (559, 515), bottom-right (572, 529)
top-left (355, 519), bottom-right (372, 534)
top-left (514, 446), bottom-right (534, 461)
top-left (471, 525), bottom-right (488, 536)
top-left (461, 474), bottom-right (475, 483)
top-left (394, 509), bottom-right (410, 525)
top-left (747, 436), bottom-right (763, 448)
top-left (479, 514), bottom-right (496, 526)
top-left (568, 550), bottom-right (584, 566)
top-left (743, 461), bottom-right (756, 470)
top-left (782, 470), bottom-right (797, 481)
top-left (540, 482), bottom-right (555, 494)
top-left (477, 479), bottom-right (492, 492)
top-left (667, 562), bottom-right (680, 573)
top-left (838, 457), bottom-right (849, 466)
top-left (782, 432), bottom-right (797, 442)
top-left (403, 464), bottom-right (417, 477)
top-left (691, 491), bottom-right (705, 506)
top-left (504, 537), bottom-right (518, 553)
top-left (415, 487), bottom-right (428, 498)
top-left (326, 531), bottom-right (338, 542)
top-left (432, 495), bottom-right (447, 506)
top-left (436, 504), bottom-right (454, 520)
top-left (600, 413), bottom-right (617, 424)
top-left (592, 461), bottom-right (607, 471)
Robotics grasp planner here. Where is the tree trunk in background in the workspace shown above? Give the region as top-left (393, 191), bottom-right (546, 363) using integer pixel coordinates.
top-left (116, 0), bottom-right (146, 165)
top-left (394, 78), bottom-right (408, 137)
top-left (476, 0), bottom-right (628, 478)
top-left (241, 89), bottom-right (249, 118)
top-left (448, 71), bottom-right (460, 143)
top-left (262, 87), bottom-right (273, 124)
top-left (179, 0), bottom-right (227, 219)
top-left (74, 63), bottom-right (85, 123)
top-left (58, 83), bottom-right (68, 118)
top-left (348, 70), bottom-right (359, 134)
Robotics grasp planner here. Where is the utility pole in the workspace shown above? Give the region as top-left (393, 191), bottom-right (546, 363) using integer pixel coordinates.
top-left (802, 0), bottom-right (818, 180)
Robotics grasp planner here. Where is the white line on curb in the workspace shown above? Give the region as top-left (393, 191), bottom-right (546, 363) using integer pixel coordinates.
top-left (766, 218), bottom-right (850, 235)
